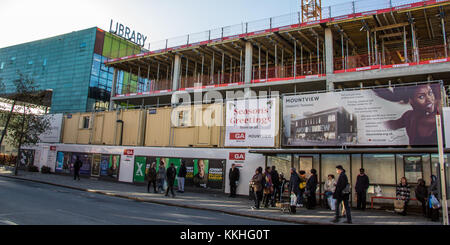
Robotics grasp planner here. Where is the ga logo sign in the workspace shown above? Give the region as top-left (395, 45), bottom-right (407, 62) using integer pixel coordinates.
top-left (230, 132), bottom-right (246, 140)
top-left (229, 152), bottom-right (245, 161)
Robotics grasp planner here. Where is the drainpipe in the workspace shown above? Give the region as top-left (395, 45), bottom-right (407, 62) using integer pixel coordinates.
top-left (116, 120), bottom-right (124, 146)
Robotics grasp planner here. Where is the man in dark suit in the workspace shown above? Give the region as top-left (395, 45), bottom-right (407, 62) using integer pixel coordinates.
top-left (355, 168), bottom-right (370, 210)
top-left (229, 164), bottom-right (240, 197)
top-left (73, 156), bottom-right (82, 181)
top-left (165, 163), bottom-right (177, 197)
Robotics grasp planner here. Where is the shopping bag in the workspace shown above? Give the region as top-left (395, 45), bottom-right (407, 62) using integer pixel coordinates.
top-left (290, 193), bottom-right (297, 206)
top-left (430, 194), bottom-right (441, 209)
top-left (394, 199), bottom-right (405, 213)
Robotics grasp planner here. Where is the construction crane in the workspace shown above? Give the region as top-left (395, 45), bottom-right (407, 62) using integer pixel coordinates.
top-left (301, 0), bottom-right (322, 22)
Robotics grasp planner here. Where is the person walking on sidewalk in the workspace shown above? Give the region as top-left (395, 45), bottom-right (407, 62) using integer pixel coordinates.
top-left (229, 163), bottom-right (240, 198)
top-left (250, 167), bottom-right (263, 209)
top-left (270, 166), bottom-right (280, 207)
top-left (147, 162), bottom-right (157, 193)
top-left (165, 163), bottom-right (177, 198)
top-left (305, 169), bottom-right (318, 210)
top-left (395, 177), bottom-right (410, 216)
top-left (73, 156), bottom-right (82, 181)
top-left (157, 161), bottom-right (166, 193)
top-left (332, 165), bottom-right (352, 224)
top-left (177, 161), bottom-right (187, 193)
top-left (355, 168), bottom-right (370, 211)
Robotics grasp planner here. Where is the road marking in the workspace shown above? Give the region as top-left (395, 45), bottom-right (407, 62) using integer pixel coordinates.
top-left (0, 220), bottom-right (18, 225)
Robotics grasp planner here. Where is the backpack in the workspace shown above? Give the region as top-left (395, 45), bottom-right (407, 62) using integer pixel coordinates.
top-left (299, 177), bottom-right (306, 190)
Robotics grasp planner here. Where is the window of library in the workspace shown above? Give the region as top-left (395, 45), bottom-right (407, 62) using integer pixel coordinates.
top-left (267, 154), bottom-right (292, 180)
top-left (363, 154), bottom-right (396, 185)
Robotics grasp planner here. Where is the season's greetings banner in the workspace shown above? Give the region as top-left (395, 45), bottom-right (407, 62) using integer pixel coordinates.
top-left (282, 83), bottom-right (442, 146)
top-left (225, 98), bottom-right (277, 147)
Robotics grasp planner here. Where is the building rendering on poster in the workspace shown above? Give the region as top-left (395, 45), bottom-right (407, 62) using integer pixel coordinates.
top-left (283, 83), bottom-right (443, 146)
top-left (225, 98), bottom-right (277, 147)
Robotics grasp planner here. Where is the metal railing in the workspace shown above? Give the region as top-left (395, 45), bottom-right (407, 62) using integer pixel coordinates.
top-left (334, 44), bottom-right (448, 70)
top-left (143, 0), bottom-right (434, 53)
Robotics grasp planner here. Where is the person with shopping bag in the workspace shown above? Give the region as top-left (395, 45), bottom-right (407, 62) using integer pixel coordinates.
top-left (395, 177), bottom-right (410, 216)
top-left (428, 175), bottom-right (440, 222)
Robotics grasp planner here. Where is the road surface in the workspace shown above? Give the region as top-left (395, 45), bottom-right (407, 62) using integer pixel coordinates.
top-left (0, 177), bottom-right (292, 225)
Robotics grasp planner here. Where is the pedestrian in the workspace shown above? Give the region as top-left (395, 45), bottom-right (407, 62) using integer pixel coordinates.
top-left (305, 169), bottom-right (318, 209)
top-left (73, 156), bottom-right (82, 181)
top-left (332, 165), bottom-right (352, 224)
top-left (177, 161), bottom-right (187, 193)
top-left (428, 175), bottom-right (440, 222)
top-left (262, 167), bottom-right (273, 208)
top-left (270, 166), bottom-right (280, 207)
top-left (298, 170), bottom-right (307, 207)
top-left (157, 160), bottom-right (166, 193)
top-left (147, 162), bottom-right (157, 193)
top-left (288, 168), bottom-right (301, 207)
top-left (355, 168), bottom-right (370, 211)
top-left (250, 167), bottom-right (263, 209)
top-left (324, 174), bottom-right (336, 210)
top-left (395, 177), bottom-right (410, 216)
top-left (415, 178), bottom-right (428, 217)
top-left (165, 163), bottom-right (177, 197)
top-left (229, 163), bottom-right (240, 197)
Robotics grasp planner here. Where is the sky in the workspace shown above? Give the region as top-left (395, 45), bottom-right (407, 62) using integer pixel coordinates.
top-left (0, 0), bottom-right (347, 49)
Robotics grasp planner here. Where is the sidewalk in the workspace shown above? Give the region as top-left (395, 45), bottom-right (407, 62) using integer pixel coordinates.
top-left (0, 167), bottom-right (442, 225)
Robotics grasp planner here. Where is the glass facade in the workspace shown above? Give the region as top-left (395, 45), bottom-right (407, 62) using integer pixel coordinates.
top-left (0, 27), bottom-right (144, 113)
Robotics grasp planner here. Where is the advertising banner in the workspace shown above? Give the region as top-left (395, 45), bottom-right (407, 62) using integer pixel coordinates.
top-left (39, 114), bottom-right (63, 143)
top-left (100, 155), bottom-right (120, 178)
top-left (207, 159), bottom-right (225, 189)
top-left (225, 98), bottom-right (277, 147)
top-left (283, 83), bottom-right (442, 146)
top-left (56, 152), bottom-right (64, 172)
top-left (193, 159), bottom-right (209, 188)
top-left (134, 156), bottom-right (147, 183)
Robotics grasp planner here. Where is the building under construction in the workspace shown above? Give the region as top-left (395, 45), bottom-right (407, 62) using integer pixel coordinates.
top-left (106, 0), bottom-right (450, 108)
